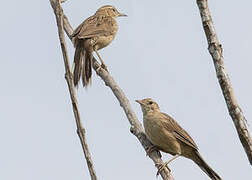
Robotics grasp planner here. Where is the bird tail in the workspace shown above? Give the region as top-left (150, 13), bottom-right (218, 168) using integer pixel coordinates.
top-left (192, 151), bottom-right (222, 180)
top-left (73, 40), bottom-right (92, 87)
top-left (83, 50), bottom-right (92, 87)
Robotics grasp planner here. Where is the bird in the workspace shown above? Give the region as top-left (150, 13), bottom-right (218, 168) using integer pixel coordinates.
top-left (71, 5), bottom-right (127, 87)
top-left (136, 98), bottom-right (222, 180)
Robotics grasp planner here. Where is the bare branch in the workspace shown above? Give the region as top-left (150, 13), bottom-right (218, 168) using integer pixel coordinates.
top-left (56, 1), bottom-right (174, 179)
top-left (49, 0), bottom-right (97, 179)
top-left (196, 0), bottom-right (252, 164)
top-left (92, 63), bottom-right (174, 180)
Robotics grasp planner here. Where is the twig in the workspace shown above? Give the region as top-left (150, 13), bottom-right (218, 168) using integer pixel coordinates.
top-left (49, 0), bottom-right (97, 179)
top-left (196, 0), bottom-right (252, 164)
top-left (59, 2), bottom-right (174, 180)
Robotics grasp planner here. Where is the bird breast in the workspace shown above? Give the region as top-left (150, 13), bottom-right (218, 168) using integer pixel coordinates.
top-left (94, 17), bottom-right (118, 50)
top-left (143, 113), bottom-right (181, 154)
top-left (95, 34), bottom-right (116, 50)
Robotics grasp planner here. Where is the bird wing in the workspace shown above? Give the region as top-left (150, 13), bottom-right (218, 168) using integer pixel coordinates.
top-left (72, 16), bottom-right (116, 39)
top-left (161, 113), bottom-right (198, 150)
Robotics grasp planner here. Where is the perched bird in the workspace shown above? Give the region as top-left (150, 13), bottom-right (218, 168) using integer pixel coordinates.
top-left (136, 98), bottom-right (222, 180)
top-left (71, 5), bottom-right (127, 87)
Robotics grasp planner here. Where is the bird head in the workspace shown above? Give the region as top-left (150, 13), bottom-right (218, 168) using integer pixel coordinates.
top-left (136, 98), bottom-right (160, 115)
top-left (96, 5), bottom-right (127, 18)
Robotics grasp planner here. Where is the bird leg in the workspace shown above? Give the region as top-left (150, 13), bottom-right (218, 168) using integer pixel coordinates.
top-left (71, 61), bottom-right (75, 75)
top-left (156, 154), bottom-right (180, 176)
top-left (94, 49), bottom-right (108, 72)
top-left (145, 145), bottom-right (161, 157)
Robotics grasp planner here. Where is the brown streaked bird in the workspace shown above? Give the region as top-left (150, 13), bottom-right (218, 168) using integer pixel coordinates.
top-left (136, 98), bottom-right (222, 180)
top-left (71, 5), bottom-right (127, 87)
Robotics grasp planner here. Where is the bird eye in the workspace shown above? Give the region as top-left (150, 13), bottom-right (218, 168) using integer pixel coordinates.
top-left (149, 101), bottom-right (153, 105)
top-left (112, 8), bottom-right (116, 12)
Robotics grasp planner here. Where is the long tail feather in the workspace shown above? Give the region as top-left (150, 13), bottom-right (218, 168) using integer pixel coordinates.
top-left (193, 151), bottom-right (222, 180)
top-left (73, 40), bottom-right (84, 87)
top-left (73, 40), bottom-right (92, 88)
top-left (83, 52), bottom-right (92, 86)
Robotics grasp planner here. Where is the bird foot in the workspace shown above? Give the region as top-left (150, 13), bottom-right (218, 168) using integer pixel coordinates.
top-left (101, 63), bottom-right (109, 72)
top-left (95, 65), bottom-right (102, 73)
top-left (155, 154), bottom-right (180, 176)
top-left (145, 145), bottom-right (161, 157)
top-left (155, 162), bottom-right (170, 177)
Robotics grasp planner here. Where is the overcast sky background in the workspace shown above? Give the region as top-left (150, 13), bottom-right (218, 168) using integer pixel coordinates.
top-left (1, 0), bottom-right (252, 179)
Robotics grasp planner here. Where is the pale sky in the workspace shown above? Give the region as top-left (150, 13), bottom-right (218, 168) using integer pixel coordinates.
top-left (1, 0), bottom-right (252, 180)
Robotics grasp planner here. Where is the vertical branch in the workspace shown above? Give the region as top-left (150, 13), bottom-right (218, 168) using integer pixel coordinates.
top-left (196, 0), bottom-right (252, 164)
top-left (49, 0), bottom-right (98, 179)
top-left (58, 2), bottom-right (174, 180)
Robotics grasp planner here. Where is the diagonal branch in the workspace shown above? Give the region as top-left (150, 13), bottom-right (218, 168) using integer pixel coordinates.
top-left (59, 2), bottom-right (174, 180)
top-left (49, 0), bottom-right (97, 179)
top-left (196, 0), bottom-right (252, 164)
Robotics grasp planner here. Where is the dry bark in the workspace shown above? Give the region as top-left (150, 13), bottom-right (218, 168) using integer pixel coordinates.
top-left (50, 0), bottom-right (97, 179)
top-left (50, 0), bottom-right (174, 179)
top-left (196, 0), bottom-right (252, 164)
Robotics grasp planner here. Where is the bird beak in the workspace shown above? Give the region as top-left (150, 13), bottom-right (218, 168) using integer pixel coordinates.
top-left (119, 13), bottom-right (127, 17)
top-left (135, 100), bottom-right (144, 105)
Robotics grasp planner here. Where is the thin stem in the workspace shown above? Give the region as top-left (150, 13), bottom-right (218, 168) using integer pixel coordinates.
top-left (49, 0), bottom-right (97, 179)
top-left (196, 0), bottom-right (252, 165)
